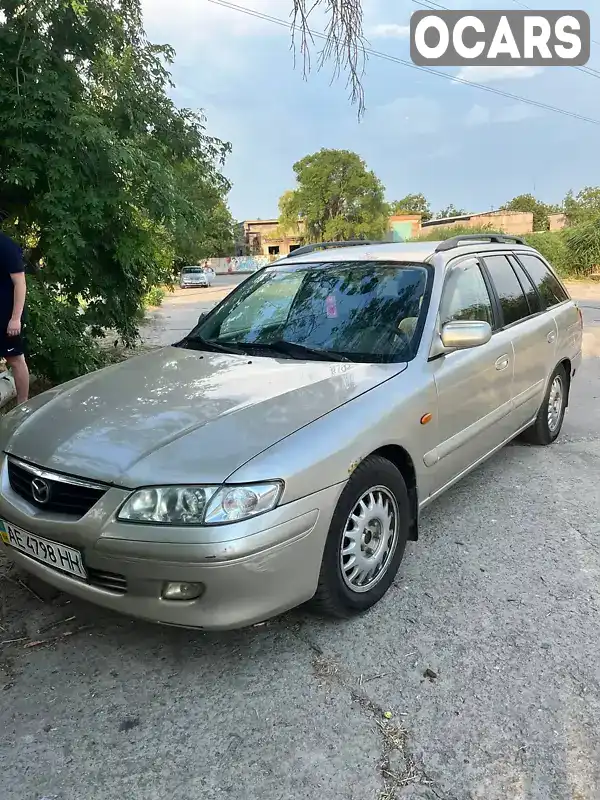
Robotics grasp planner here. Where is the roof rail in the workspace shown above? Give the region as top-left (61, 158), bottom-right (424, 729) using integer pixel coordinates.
top-left (435, 233), bottom-right (527, 252)
top-left (285, 239), bottom-right (393, 258)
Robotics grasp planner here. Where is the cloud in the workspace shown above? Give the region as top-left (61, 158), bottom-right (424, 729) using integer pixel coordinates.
top-left (465, 104), bottom-right (491, 126)
top-left (454, 65), bottom-right (544, 84)
top-left (465, 103), bottom-right (540, 127)
top-left (368, 23), bottom-right (410, 38)
top-left (142, 0), bottom-right (285, 40)
top-left (141, 0), bottom-right (298, 91)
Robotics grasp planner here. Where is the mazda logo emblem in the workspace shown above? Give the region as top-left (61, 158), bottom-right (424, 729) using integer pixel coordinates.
top-left (31, 477), bottom-right (51, 504)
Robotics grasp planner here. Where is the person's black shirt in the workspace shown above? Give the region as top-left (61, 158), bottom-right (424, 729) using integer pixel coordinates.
top-left (0, 231), bottom-right (25, 322)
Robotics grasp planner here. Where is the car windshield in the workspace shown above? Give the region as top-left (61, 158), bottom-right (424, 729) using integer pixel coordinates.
top-left (182, 260), bottom-right (431, 363)
top-left (182, 267), bottom-right (204, 274)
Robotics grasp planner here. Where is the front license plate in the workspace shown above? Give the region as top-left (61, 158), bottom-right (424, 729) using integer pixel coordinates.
top-left (0, 520), bottom-right (87, 579)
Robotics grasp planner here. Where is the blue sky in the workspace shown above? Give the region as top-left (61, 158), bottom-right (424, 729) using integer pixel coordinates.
top-left (141, 0), bottom-right (600, 221)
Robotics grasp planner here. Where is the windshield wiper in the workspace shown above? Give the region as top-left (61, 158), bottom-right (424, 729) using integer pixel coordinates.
top-left (179, 335), bottom-right (246, 356)
top-left (234, 340), bottom-right (352, 362)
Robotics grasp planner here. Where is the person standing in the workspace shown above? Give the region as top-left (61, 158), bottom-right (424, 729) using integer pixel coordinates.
top-left (0, 230), bottom-right (29, 404)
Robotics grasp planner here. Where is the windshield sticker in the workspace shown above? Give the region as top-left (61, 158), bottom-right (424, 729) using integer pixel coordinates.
top-left (325, 294), bottom-right (337, 318)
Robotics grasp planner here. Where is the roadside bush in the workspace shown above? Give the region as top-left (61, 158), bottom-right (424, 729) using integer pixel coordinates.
top-left (563, 220), bottom-right (600, 277)
top-left (144, 286), bottom-right (166, 307)
top-left (25, 284), bottom-right (107, 385)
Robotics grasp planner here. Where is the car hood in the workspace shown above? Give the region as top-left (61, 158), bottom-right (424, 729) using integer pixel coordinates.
top-left (3, 346), bottom-right (406, 487)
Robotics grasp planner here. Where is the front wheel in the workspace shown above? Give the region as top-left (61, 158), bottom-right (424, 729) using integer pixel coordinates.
top-left (522, 364), bottom-right (568, 446)
top-left (310, 455), bottom-right (411, 618)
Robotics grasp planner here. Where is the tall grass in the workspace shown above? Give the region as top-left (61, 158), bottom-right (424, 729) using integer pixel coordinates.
top-left (563, 221), bottom-right (600, 277)
top-left (411, 223), bottom-right (599, 278)
top-left (409, 224), bottom-right (496, 242)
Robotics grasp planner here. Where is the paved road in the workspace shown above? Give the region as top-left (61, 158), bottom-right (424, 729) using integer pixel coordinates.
top-left (142, 274), bottom-right (246, 346)
top-left (2, 280), bottom-right (600, 800)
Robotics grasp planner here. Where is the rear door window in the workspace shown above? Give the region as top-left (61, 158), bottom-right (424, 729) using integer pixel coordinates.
top-left (507, 255), bottom-right (542, 314)
top-left (517, 254), bottom-right (569, 309)
top-left (482, 254), bottom-right (531, 326)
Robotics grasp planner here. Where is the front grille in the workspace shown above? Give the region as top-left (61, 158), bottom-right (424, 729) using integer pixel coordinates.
top-left (7, 458), bottom-right (107, 518)
top-left (87, 568), bottom-right (128, 595)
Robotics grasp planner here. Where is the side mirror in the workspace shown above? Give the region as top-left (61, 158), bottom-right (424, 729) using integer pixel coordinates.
top-left (197, 312), bottom-right (206, 325)
top-left (440, 320), bottom-right (492, 350)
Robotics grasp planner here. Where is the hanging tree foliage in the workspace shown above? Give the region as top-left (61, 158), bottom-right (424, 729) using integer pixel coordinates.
top-left (291, 0), bottom-right (366, 115)
top-left (0, 0), bottom-right (233, 382)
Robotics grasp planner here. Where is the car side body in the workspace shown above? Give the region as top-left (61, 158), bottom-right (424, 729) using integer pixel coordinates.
top-left (0, 236), bottom-right (583, 629)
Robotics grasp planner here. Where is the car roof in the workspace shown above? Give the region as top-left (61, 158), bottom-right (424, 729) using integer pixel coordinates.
top-left (275, 238), bottom-right (542, 269)
top-left (278, 242), bottom-right (438, 265)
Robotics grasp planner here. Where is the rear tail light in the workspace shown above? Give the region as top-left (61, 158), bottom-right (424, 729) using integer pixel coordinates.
top-left (577, 306), bottom-right (584, 328)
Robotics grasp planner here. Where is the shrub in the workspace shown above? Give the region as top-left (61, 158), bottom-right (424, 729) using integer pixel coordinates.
top-left (144, 286), bottom-right (166, 307)
top-left (410, 224), bottom-right (496, 242)
top-left (563, 221), bottom-right (600, 277)
top-left (25, 284), bottom-right (107, 385)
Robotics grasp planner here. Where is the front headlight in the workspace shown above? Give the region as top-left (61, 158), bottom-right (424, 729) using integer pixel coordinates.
top-left (117, 482), bottom-right (283, 526)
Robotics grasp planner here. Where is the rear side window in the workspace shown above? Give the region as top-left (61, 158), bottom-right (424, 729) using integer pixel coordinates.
top-left (517, 254), bottom-right (569, 308)
top-left (482, 255), bottom-right (530, 326)
top-left (507, 255), bottom-right (542, 314)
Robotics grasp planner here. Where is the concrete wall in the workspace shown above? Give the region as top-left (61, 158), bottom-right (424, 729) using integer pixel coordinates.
top-left (548, 213), bottom-right (567, 231)
top-left (421, 210), bottom-right (533, 235)
top-left (207, 255), bottom-right (270, 273)
top-left (388, 215), bottom-right (422, 241)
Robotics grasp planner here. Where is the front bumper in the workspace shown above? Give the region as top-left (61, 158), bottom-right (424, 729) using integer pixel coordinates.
top-left (0, 458), bottom-right (344, 629)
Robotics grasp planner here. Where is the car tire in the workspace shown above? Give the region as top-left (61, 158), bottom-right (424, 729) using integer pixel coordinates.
top-left (310, 455), bottom-right (411, 618)
top-left (522, 363), bottom-right (568, 446)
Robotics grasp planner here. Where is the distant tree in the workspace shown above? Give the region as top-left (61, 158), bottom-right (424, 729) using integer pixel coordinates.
top-left (564, 186), bottom-right (600, 225)
top-left (500, 193), bottom-right (559, 232)
top-left (0, 0), bottom-right (231, 383)
top-left (389, 193), bottom-right (432, 221)
top-left (172, 161), bottom-right (235, 268)
top-left (279, 149), bottom-right (388, 242)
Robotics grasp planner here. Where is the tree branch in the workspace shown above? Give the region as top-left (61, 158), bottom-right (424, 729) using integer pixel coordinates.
top-left (291, 0), bottom-right (366, 117)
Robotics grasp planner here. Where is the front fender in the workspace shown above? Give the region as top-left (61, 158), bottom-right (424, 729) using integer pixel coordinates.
top-left (227, 365), bottom-right (437, 508)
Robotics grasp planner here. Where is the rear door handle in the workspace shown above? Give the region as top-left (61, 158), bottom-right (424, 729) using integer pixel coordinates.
top-left (495, 355), bottom-right (509, 371)
top-left (547, 331), bottom-right (556, 343)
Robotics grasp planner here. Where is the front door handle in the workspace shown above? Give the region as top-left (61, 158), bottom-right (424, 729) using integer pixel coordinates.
top-left (495, 355), bottom-right (509, 371)
top-left (547, 331), bottom-right (556, 343)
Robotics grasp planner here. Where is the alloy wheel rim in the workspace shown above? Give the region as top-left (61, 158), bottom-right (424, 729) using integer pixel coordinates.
top-left (547, 375), bottom-right (564, 433)
top-left (340, 486), bottom-right (400, 593)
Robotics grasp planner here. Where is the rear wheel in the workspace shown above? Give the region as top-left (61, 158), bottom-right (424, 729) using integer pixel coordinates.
top-left (310, 455), bottom-right (411, 618)
top-left (522, 364), bottom-right (568, 445)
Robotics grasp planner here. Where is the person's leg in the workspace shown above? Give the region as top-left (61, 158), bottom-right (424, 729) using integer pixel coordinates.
top-left (6, 354), bottom-right (29, 404)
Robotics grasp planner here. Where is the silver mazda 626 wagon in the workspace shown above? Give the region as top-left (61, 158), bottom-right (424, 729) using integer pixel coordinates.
top-left (0, 234), bottom-right (583, 630)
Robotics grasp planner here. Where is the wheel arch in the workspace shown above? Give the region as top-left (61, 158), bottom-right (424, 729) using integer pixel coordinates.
top-left (558, 357), bottom-right (572, 405)
top-left (367, 444), bottom-right (419, 541)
